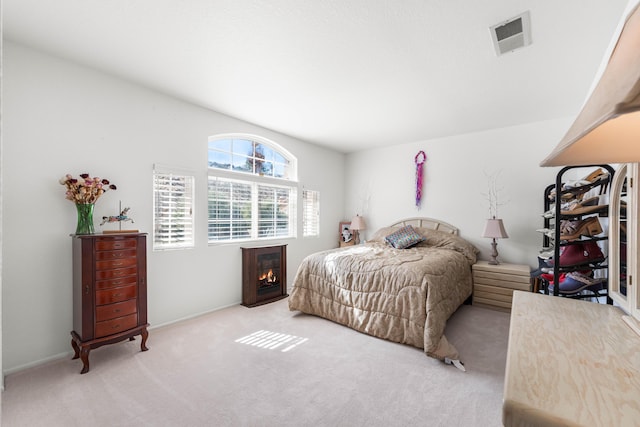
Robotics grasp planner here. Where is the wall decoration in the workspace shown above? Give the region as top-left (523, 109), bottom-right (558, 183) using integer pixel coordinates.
top-left (414, 151), bottom-right (427, 209)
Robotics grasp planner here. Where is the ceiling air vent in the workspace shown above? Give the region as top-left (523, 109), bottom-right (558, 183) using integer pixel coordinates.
top-left (490, 11), bottom-right (532, 56)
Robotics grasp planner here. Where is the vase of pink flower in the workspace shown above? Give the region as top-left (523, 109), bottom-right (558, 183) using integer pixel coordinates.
top-left (59, 173), bottom-right (117, 234)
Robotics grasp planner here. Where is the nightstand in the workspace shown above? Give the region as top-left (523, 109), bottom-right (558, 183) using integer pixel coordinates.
top-left (472, 260), bottom-right (531, 312)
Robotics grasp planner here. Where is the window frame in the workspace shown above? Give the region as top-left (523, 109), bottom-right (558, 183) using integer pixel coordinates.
top-left (207, 133), bottom-right (297, 181)
top-left (207, 134), bottom-right (298, 244)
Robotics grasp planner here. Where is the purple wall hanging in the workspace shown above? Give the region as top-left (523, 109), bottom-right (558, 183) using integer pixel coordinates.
top-left (415, 150), bottom-right (427, 209)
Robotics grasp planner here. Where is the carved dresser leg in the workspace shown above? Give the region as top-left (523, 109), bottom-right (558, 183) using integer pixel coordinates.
top-left (79, 346), bottom-right (91, 374)
top-left (140, 328), bottom-right (149, 352)
top-left (71, 338), bottom-right (80, 360)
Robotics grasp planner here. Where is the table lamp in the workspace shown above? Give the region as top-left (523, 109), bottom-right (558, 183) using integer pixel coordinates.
top-left (540, 2), bottom-right (640, 335)
top-left (350, 215), bottom-right (367, 244)
top-left (483, 217), bottom-right (509, 265)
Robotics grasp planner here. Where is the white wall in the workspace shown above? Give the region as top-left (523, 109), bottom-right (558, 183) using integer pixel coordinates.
top-left (2, 41), bottom-right (345, 373)
top-left (344, 121), bottom-right (571, 266)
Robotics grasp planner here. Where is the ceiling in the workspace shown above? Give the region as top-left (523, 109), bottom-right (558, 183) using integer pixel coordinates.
top-left (2, 1), bottom-right (630, 153)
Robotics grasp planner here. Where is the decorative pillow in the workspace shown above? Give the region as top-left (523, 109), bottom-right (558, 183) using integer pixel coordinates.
top-left (384, 225), bottom-right (425, 249)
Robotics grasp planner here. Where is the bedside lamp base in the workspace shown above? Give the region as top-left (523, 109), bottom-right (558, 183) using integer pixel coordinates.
top-left (488, 238), bottom-right (500, 265)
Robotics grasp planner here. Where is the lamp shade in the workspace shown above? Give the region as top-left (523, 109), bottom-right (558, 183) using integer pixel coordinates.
top-left (483, 218), bottom-right (509, 239)
top-left (350, 215), bottom-right (367, 231)
top-left (541, 2), bottom-right (640, 166)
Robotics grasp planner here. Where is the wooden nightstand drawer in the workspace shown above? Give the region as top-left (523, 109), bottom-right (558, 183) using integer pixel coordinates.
top-left (473, 272), bottom-right (531, 291)
top-left (472, 261), bottom-right (531, 311)
top-left (474, 283), bottom-right (515, 299)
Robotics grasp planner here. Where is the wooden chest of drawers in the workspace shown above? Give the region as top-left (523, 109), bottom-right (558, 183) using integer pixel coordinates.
top-left (71, 233), bottom-right (149, 373)
top-left (472, 261), bottom-right (531, 312)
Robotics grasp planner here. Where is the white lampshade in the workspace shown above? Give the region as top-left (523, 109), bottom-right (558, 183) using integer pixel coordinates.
top-left (541, 3), bottom-right (640, 166)
top-left (482, 218), bottom-right (509, 239)
top-left (350, 215), bottom-right (367, 231)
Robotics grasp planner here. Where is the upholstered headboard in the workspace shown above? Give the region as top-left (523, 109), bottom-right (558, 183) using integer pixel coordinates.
top-left (389, 217), bottom-right (459, 236)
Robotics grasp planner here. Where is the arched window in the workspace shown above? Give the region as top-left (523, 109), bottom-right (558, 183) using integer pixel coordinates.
top-left (207, 134), bottom-right (298, 242)
top-left (208, 135), bottom-right (296, 180)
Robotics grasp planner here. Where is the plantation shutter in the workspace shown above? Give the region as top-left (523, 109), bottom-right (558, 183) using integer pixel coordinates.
top-left (303, 190), bottom-right (320, 237)
top-left (208, 176), bottom-right (296, 241)
top-left (258, 184), bottom-right (292, 238)
top-left (208, 177), bottom-right (253, 241)
top-left (153, 167), bottom-right (195, 249)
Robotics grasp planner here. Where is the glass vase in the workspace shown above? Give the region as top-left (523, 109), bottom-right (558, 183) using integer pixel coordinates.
top-left (75, 203), bottom-right (95, 235)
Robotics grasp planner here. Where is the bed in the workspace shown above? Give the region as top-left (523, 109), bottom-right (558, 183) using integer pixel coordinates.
top-left (288, 217), bottom-right (478, 366)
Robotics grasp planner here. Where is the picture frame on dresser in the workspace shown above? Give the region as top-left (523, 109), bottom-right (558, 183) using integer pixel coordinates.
top-left (339, 221), bottom-right (353, 245)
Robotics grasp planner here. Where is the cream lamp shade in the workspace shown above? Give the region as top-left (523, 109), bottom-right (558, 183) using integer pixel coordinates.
top-left (541, 2), bottom-right (640, 166)
top-left (482, 218), bottom-right (509, 239)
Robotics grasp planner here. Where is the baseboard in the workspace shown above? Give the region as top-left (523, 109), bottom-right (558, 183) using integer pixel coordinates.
top-left (3, 351), bottom-right (71, 377)
top-left (149, 302), bottom-right (240, 330)
top-left (3, 302), bottom-right (243, 378)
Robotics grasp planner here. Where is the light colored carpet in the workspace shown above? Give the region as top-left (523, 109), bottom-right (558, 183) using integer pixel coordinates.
top-left (1, 298), bottom-right (510, 427)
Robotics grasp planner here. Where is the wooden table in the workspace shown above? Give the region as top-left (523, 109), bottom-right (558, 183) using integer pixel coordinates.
top-left (503, 291), bottom-right (640, 427)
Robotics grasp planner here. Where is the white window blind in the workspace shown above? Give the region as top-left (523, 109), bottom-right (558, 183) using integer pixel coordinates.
top-left (258, 184), bottom-right (293, 238)
top-left (208, 176), bottom-right (296, 242)
top-left (303, 189), bottom-right (320, 237)
top-left (153, 169), bottom-right (195, 250)
top-left (208, 178), bottom-right (252, 241)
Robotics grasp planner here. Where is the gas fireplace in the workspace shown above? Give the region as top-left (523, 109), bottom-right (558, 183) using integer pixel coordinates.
top-left (241, 245), bottom-right (288, 307)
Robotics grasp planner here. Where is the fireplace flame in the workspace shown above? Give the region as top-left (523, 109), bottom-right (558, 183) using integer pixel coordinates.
top-left (259, 269), bottom-right (277, 284)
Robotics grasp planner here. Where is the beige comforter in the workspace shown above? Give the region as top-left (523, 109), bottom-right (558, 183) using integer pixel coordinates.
top-left (288, 229), bottom-right (477, 361)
